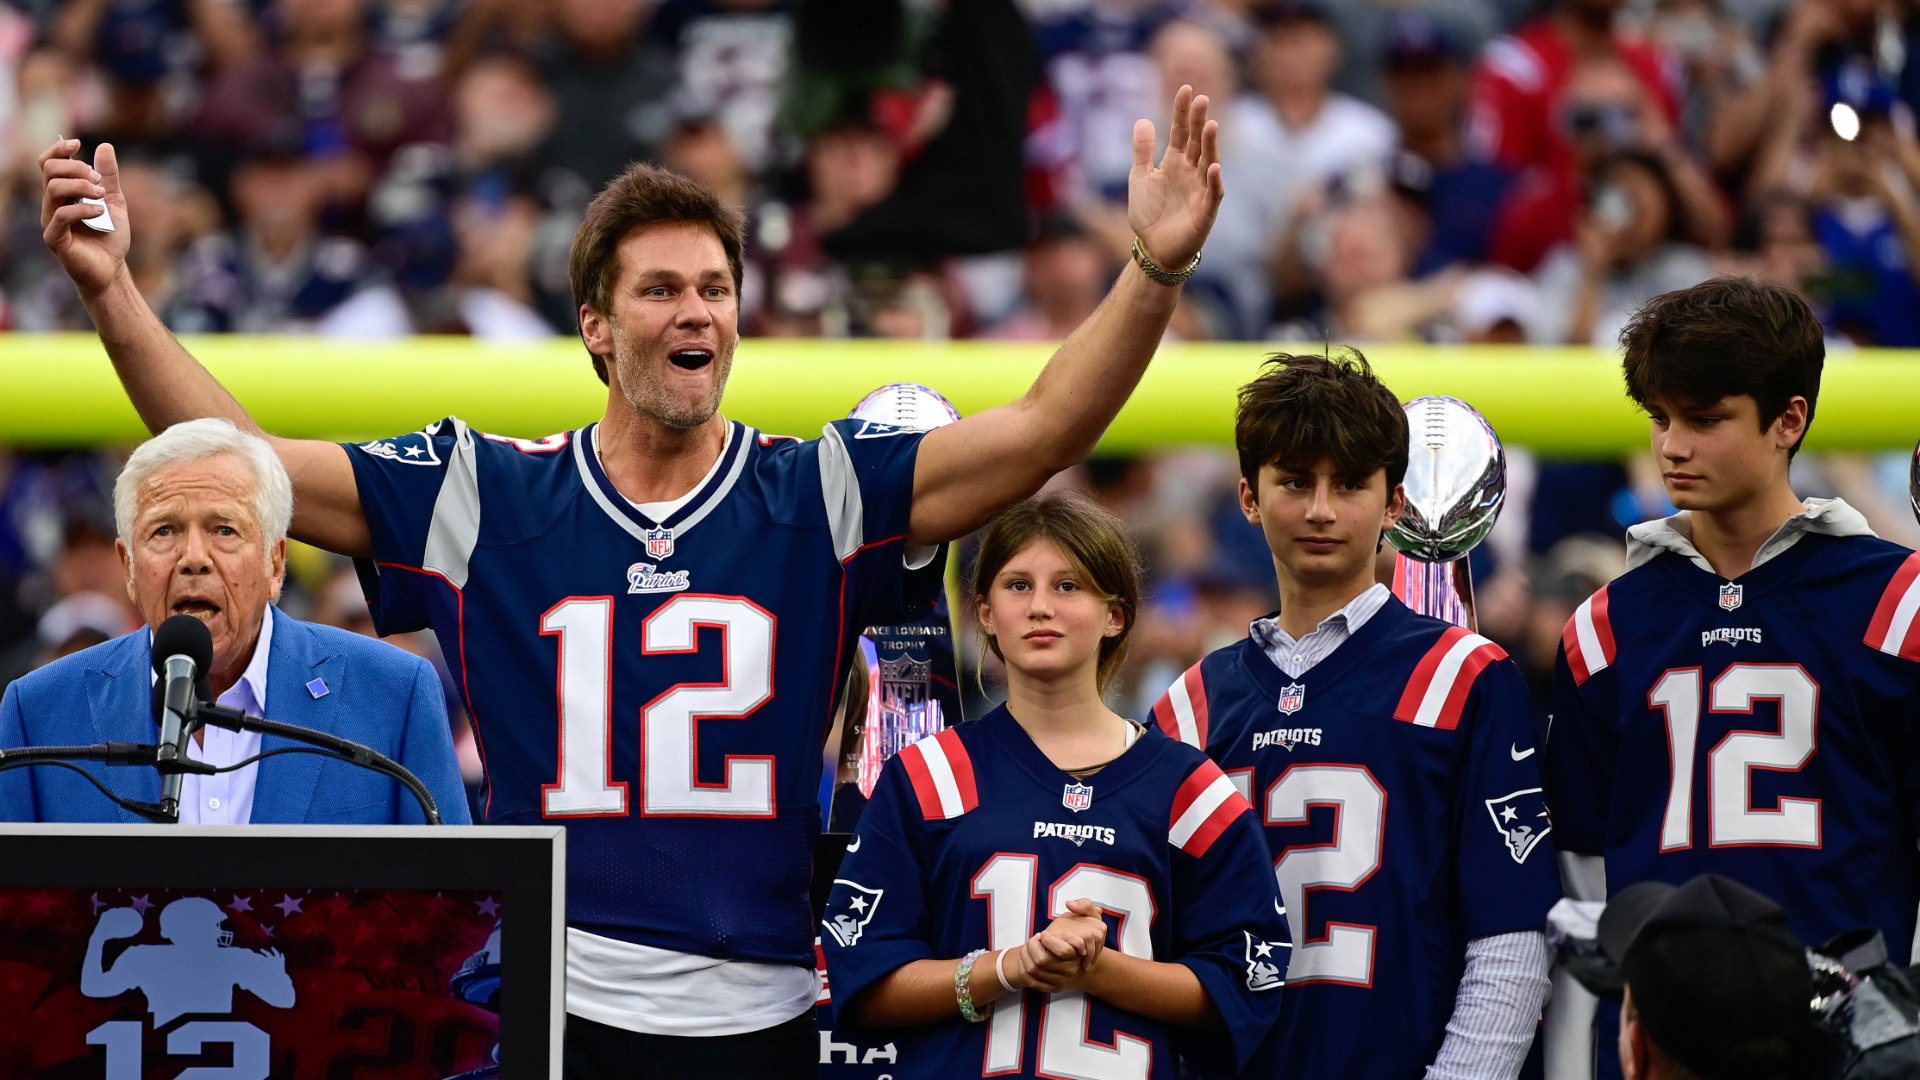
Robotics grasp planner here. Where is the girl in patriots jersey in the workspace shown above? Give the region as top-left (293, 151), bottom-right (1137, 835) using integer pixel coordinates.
top-left (822, 494), bottom-right (1287, 1080)
top-left (1152, 352), bottom-right (1560, 1080)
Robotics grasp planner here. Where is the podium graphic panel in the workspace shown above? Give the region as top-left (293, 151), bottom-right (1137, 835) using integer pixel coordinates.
top-left (0, 824), bottom-right (562, 1080)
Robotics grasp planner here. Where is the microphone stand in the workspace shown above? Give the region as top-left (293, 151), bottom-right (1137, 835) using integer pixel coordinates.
top-left (0, 710), bottom-right (445, 826)
top-left (188, 702), bottom-right (444, 825)
top-left (0, 743), bottom-right (217, 822)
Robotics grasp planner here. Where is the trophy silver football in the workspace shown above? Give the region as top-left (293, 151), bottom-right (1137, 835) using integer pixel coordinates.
top-left (1386, 396), bottom-right (1507, 629)
top-left (839, 384), bottom-right (962, 804)
top-left (849, 382), bottom-right (962, 431)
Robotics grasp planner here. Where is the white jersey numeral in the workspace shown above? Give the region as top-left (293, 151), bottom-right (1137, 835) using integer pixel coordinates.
top-left (641, 596), bottom-right (776, 817)
top-left (1268, 764), bottom-right (1385, 987)
top-left (971, 856), bottom-right (1157, 1079)
top-left (540, 598), bottom-right (625, 816)
top-left (1651, 664), bottom-right (1821, 850)
top-left (540, 594), bottom-right (776, 819)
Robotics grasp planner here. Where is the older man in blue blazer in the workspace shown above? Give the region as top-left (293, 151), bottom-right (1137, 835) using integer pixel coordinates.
top-left (0, 419), bottom-right (469, 824)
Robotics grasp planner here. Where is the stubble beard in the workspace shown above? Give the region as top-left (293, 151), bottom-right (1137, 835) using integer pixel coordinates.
top-left (612, 333), bottom-right (737, 432)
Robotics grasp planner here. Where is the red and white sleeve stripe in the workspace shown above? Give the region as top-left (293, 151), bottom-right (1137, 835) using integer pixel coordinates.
top-left (1151, 662), bottom-right (1210, 749)
top-left (1560, 585), bottom-right (1617, 686)
top-left (896, 728), bottom-right (979, 820)
top-left (1169, 760), bottom-right (1251, 859)
top-left (1393, 626), bottom-right (1510, 731)
top-left (1866, 552), bottom-right (1920, 662)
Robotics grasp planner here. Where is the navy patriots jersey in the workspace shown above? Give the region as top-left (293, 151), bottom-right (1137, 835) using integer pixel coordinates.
top-left (822, 706), bottom-right (1288, 1079)
top-left (1152, 597), bottom-right (1560, 1080)
top-left (1546, 533), bottom-right (1920, 958)
top-left (345, 416), bottom-right (923, 967)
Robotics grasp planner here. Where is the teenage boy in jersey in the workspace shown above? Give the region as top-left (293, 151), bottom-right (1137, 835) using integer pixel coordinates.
top-left (1153, 351), bottom-right (1559, 1079)
top-left (1545, 275), bottom-right (1920, 988)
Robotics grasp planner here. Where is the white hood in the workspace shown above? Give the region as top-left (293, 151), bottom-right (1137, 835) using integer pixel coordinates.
top-left (1625, 497), bottom-right (1876, 575)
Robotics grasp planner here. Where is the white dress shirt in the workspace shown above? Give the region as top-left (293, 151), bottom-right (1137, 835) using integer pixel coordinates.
top-left (160, 611), bottom-right (272, 825)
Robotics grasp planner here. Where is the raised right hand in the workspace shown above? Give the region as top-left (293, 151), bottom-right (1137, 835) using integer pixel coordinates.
top-left (40, 138), bottom-right (130, 299)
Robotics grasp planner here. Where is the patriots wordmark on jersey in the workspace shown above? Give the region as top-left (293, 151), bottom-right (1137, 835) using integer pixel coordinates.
top-left (1153, 596), bottom-right (1560, 1080)
top-left (822, 708), bottom-right (1289, 1080)
top-left (345, 417), bottom-right (925, 967)
top-left (1547, 533), bottom-right (1920, 960)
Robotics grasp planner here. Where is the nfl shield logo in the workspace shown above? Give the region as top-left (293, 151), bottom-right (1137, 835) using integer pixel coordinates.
top-left (1719, 582), bottom-right (1743, 611)
top-left (644, 527), bottom-right (675, 560)
top-left (1277, 683), bottom-right (1306, 716)
top-left (1062, 782), bottom-right (1093, 812)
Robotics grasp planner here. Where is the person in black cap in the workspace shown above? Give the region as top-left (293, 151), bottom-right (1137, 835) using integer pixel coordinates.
top-left (1577, 873), bottom-right (1814, 1080)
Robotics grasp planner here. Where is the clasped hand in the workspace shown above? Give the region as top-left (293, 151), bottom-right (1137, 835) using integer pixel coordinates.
top-left (1000, 898), bottom-right (1109, 994)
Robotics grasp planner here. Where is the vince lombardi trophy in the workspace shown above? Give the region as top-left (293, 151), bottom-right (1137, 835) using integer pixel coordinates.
top-left (828, 384), bottom-right (964, 832)
top-left (1385, 396), bottom-right (1507, 629)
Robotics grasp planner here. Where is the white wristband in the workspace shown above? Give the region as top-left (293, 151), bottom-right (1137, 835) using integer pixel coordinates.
top-left (995, 946), bottom-right (1016, 993)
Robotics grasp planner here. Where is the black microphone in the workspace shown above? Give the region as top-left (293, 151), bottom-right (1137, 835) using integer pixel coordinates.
top-left (150, 614), bottom-right (214, 822)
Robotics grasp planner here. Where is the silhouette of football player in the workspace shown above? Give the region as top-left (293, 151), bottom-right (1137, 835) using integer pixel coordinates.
top-left (81, 898), bottom-right (295, 1025)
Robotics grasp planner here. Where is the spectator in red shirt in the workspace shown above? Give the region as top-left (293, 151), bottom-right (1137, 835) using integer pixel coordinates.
top-left (1484, 54), bottom-right (1730, 272)
top-left (1467, 0), bottom-right (1680, 179)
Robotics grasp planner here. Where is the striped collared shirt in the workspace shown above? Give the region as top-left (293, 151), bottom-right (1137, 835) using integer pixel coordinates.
top-left (1249, 583), bottom-right (1392, 679)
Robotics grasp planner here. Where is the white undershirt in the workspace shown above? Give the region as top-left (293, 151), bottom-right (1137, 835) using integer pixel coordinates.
top-left (152, 611), bottom-right (272, 825)
top-left (565, 929), bottom-right (817, 1035)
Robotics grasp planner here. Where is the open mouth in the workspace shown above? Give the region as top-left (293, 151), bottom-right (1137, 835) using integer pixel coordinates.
top-left (668, 348), bottom-right (714, 371)
top-left (172, 598), bottom-right (221, 620)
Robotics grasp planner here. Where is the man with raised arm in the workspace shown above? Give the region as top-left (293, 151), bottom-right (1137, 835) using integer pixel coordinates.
top-left (38, 87), bottom-right (1222, 1077)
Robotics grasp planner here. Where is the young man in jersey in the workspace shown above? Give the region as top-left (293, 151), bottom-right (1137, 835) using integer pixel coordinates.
top-left (36, 88), bottom-right (1224, 1076)
top-left (1152, 352), bottom-right (1559, 1080)
top-left (1544, 277), bottom-right (1920, 997)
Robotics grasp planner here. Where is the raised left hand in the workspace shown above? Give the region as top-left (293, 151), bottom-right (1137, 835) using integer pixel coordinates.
top-left (1128, 84), bottom-right (1224, 273)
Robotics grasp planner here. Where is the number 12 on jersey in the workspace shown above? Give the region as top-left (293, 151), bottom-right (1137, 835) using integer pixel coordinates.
top-left (1650, 663), bottom-right (1821, 850)
top-left (540, 594), bottom-right (777, 819)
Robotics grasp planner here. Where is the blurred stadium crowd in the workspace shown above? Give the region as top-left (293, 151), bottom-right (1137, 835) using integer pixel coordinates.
top-left (2, 0), bottom-right (1920, 751)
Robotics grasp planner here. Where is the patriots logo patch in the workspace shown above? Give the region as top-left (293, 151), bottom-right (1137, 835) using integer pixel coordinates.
top-left (1485, 788), bottom-right (1553, 864)
top-left (356, 431), bottom-right (440, 466)
top-left (627, 563), bottom-right (691, 594)
top-left (824, 880), bottom-right (884, 948)
top-left (1243, 930), bottom-right (1286, 991)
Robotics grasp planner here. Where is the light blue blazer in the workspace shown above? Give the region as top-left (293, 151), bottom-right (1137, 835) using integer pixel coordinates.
top-left (0, 607), bottom-right (470, 825)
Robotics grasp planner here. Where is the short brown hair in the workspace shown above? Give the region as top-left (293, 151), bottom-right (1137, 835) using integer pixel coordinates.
top-left (1235, 349), bottom-right (1409, 490)
top-left (569, 162), bottom-right (748, 384)
top-left (1620, 277), bottom-right (1824, 457)
top-left (967, 492), bottom-right (1142, 695)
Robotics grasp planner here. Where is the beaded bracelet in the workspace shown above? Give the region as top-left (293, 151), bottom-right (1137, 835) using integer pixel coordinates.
top-left (955, 948), bottom-right (992, 1022)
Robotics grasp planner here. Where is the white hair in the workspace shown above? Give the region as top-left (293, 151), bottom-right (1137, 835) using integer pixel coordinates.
top-left (113, 418), bottom-right (294, 547)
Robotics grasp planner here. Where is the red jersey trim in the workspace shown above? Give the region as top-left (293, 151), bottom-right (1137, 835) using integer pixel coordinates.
top-left (1151, 662), bottom-right (1209, 748)
top-left (1394, 626), bottom-right (1509, 730)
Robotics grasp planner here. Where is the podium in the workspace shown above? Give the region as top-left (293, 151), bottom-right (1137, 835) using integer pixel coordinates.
top-left (0, 824), bottom-right (563, 1079)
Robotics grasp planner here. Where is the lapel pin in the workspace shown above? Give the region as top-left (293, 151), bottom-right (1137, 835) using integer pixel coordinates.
top-left (305, 678), bottom-right (329, 700)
